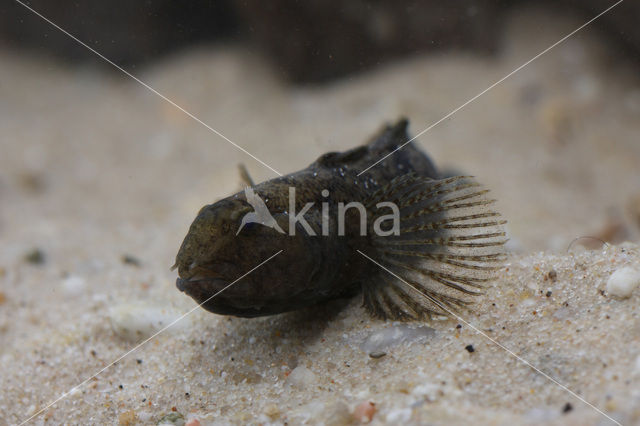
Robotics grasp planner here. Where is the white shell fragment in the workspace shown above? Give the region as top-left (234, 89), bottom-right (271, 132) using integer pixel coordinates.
top-left (287, 365), bottom-right (316, 389)
top-left (61, 275), bottom-right (86, 297)
top-left (108, 301), bottom-right (191, 341)
top-left (361, 324), bottom-right (435, 355)
top-left (606, 267), bottom-right (640, 298)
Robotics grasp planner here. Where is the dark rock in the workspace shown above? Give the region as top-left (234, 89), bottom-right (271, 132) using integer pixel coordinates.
top-left (234, 0), bottom-right (505, 83)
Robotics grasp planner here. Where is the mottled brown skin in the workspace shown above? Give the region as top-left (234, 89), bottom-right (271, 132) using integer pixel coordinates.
top-left (174, 119), bottom-right (439, 317)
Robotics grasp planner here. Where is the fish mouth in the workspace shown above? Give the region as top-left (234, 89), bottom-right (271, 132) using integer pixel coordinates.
top-left (176, 276), bottom-right (230, 294)
top-left (175, 277), bottom-right (188, 292)
top-left (175, 275), bottom-right (276, 318)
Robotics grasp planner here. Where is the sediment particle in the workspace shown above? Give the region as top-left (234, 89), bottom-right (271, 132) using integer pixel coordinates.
top-left (118, 410), bottom-right (137, 426)
top-left (287, 365), bottom-right (316, 389)
top-left (24, 248), bottom-right (45, 265)
top-left (606, 266), bottom-right (640, 298)
top-left (352, 401), bottom-right (376, 423)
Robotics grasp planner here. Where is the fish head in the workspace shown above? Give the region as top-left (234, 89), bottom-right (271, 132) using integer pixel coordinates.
top-left (174, 197), bottom-right (249, 278)
top-left (173, 194), bottom-right (329, 317)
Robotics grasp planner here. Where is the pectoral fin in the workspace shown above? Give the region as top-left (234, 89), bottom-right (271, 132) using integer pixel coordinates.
top-left (362, 174), bottom-right (507, 321)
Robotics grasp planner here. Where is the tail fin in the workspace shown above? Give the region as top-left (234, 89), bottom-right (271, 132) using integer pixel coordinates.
top-left (362, 174), bottom-right (507, 321)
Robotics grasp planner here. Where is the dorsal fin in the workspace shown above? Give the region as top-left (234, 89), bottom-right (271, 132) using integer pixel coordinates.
top-left (315, 145), bottom-right (369, 168)
top-left (367, 118), bottom-right (410, 153)
top-left (313, 118), bottom-right (410, 169)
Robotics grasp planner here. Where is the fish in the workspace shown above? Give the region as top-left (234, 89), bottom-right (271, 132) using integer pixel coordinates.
top-left (173, 118), bottom-right (506, 320)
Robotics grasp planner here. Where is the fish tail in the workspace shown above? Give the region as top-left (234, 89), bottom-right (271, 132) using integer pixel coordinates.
top-left (362, 174), bottom-right (507, 321)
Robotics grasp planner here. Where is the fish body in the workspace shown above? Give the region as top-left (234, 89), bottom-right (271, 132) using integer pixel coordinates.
top-left (174, 119), bottom-right (505, 320)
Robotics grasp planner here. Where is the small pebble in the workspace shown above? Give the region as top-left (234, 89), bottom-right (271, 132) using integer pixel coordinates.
top-left (548, 269), bottom-right (557, 281)
top-left (606, 266), bottom-right (640, 298)
top-left (562, 402), bottom-right (573, 413)
top-left (465, 344), bottom-right (475, 353)
top-left (352, 401), bottom-right (376, 423)
top-left (369, 351), bottom-right (387, 359)
top-left (184, 419), bottom-right (201, 426)
top-left (287, 365), bottom-right (316, 389)
top-left (158, 411), bottom-right (185, 426)
top-left (24, 248), bottom-right (45, 265)
top-left (118, 410), bottom-right (137, 426)
top-left (122, 254), bottom-right (141, 267)
top-left (62, 275), bottom-right (86, 297)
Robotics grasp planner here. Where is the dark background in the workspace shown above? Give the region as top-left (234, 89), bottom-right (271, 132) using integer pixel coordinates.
top-left (1, 0), bottom-right (638, 84)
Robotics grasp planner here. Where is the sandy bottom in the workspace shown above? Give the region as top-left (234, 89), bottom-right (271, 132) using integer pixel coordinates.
top-left (1, 7), bottom-right (639, 426)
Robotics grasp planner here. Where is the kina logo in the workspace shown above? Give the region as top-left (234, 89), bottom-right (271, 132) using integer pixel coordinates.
top-left (236, 187), bottom-right (285, 235)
